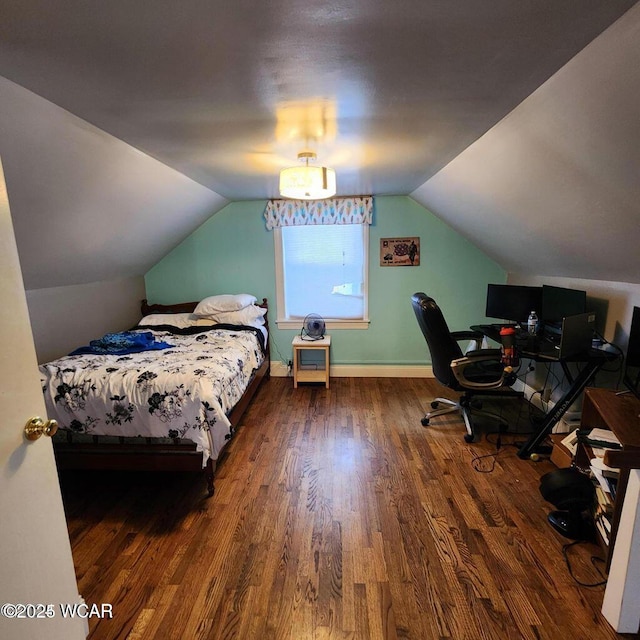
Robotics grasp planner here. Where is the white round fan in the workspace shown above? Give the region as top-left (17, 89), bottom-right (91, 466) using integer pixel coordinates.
top-left (300, 313), bottom-right (326, 341)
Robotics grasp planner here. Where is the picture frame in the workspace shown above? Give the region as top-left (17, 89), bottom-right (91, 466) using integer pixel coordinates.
top-left (380, 237), bottom-right (420, 266)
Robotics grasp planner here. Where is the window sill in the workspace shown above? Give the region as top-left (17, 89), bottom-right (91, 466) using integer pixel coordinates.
top-left (276, 319), bottom-right (370, 330)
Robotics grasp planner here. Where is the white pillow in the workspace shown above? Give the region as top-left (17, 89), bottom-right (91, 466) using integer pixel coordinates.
top-left (194, 294), bottom-right (257, 316)
top-left (207, 305), bottom-right (267, 326)
top-left (138, 313), bottom-right (213, 328)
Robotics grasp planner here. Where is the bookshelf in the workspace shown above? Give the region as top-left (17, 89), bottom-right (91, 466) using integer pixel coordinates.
top-left (579, 387), bottom-right (640, 633)
top-left (579, 389), bottom-right (640, 561)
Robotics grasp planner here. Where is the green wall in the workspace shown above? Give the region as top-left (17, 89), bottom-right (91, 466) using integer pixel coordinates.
top-left (145, 196), bottom-right (505, 367)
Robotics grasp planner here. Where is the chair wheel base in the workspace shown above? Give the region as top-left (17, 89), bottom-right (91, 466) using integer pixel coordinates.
top-left (430, 400), bottom-right (440, 409)
top-left (421, 417), bottom-right (430, 427)
top-left (464, 433), bottom-right (475, 443)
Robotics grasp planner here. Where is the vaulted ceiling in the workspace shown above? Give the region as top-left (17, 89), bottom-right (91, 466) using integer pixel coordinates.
top-left (1, 1), bottom-right (639, 289)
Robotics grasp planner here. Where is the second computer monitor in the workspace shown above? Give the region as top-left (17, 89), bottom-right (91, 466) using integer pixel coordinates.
top-left (541, 285), bottom-right (587, 323)
top-left (623, 306), bottom-right (640, 399)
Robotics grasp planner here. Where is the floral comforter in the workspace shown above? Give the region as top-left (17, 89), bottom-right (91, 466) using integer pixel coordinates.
top-left (40, 325), bottom-right (266, 465)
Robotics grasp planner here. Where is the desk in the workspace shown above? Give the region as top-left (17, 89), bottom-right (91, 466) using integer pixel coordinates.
top-left (471, 325), bottom-right (616, 459)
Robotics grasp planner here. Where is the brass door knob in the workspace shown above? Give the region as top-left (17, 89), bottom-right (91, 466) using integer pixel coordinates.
top-left (24, 417), bottom-right (58, 441)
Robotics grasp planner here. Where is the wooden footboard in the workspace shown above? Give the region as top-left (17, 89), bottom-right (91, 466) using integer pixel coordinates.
top-left (53, 439), bottom-right (218, 495)
top-left (52, 297), bottom-right (271, 497)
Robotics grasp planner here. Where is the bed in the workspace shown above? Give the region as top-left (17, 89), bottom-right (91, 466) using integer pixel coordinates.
top-left (42, 296), bottom-right (270, 496)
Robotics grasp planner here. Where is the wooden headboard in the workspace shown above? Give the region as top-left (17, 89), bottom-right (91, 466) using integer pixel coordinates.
top-left (140, 298), bottom-right (270, 346)
top-left (141, 297), bottom-right (268, 316)
top-left (141, 299), bottom-right (200, 315)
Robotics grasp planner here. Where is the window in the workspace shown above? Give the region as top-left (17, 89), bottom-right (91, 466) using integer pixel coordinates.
top-left (274, 223), bottom-right (369, 329)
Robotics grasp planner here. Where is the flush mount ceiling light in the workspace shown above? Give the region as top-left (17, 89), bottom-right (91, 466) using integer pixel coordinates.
top-left (279, 151), bottom-right (336, 200)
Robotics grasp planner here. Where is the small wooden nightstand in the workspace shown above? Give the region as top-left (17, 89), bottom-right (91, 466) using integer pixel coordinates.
top-left (292, 335), bottom-right (331, 388)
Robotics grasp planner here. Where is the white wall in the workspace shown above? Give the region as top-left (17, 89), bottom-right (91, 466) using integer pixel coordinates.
top-left (26, 276), bottom-right (145, 363)
top-left (412, 5), bottom-right (640, 286)
top-left (0, 78), bottom-right (229, 364)
top-left (509, 274), bottom-right (640, 350)
top-left (0, 76), bottom-right (227, 292)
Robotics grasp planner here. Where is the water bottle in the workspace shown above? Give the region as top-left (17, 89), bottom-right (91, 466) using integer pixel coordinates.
top-left (527, 310), bottom-right (539, 335)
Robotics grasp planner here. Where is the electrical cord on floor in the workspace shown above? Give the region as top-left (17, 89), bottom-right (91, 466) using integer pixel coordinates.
top-left (472, 379), bottom-right (544, 472)
top-left (470, 447), bottom-right (504, 473)
top-left (476, 426), bottom-right (539, 472)
top-left (562, 540), bottom-right (608, 588)
top-left (470, 406), bottom-right (510, 473)
top-left (473, 434), bottom-right (608, 581)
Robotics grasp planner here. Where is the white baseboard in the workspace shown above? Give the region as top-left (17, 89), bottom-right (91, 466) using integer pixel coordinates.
top-left (512, 378), bottom-right (583, 433)
top-left (513, 378), bottom-right (549, 411)
top-left (513, 378), bottom-right (570, 416)
top-left (270, 362), bottom-right (433, 378)
top-left (270, 361), bottom-right (290, 377)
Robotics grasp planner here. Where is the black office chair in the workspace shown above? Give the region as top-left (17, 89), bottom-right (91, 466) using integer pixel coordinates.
top-left (411, 292), bottom-right (521, 442)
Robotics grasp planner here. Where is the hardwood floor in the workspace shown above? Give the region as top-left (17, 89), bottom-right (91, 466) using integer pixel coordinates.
top-left (60, 377), bottom-right (631, 639)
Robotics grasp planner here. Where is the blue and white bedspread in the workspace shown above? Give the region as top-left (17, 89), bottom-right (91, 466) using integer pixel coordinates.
top-left (40, 325), bottom-right (266, 466)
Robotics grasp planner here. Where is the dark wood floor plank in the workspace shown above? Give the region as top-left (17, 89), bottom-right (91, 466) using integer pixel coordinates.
top-left (59, 377), bottom-right (631, 639)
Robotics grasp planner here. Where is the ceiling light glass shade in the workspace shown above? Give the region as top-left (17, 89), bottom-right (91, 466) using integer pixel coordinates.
top-left (279, 165), bottom-right (337, 200)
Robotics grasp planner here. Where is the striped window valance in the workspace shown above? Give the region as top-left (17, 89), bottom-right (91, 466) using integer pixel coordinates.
top-left (264, 196), bottom-right (373, 230)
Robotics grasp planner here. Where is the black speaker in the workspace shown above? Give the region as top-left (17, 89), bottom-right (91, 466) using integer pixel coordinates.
top-left (539, 468), bottom-right (596, 539)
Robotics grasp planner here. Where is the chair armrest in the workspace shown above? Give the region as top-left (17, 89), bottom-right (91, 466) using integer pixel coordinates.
top-left (450, 352), bottom-right (508, 389)
top-left (451, 330), bottom-right (485, 341)
top-left (465, 348), bottom-right (501, 359)
top-left (451, 330), bottom-right (485, 351)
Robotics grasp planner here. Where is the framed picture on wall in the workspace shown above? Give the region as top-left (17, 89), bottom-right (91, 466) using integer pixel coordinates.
top-left (380, 237), bottom-right (420, 266)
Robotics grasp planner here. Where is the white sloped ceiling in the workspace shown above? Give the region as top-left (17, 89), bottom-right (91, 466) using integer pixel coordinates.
top-left (412, 3), bottom-right (640, 284)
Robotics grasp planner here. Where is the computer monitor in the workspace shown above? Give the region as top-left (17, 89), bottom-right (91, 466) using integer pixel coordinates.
top-left (485, 284), bottom-right (542, 324)
top-left (623, 306), bottom-right (640, 400)
top-left (541, 285), bottom-right (587, 323)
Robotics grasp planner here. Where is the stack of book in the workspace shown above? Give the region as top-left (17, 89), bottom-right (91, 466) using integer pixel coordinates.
top-left (580, 428), bottom-right (621, 547)
top-left (593, 475), bottom-right (616, 546)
